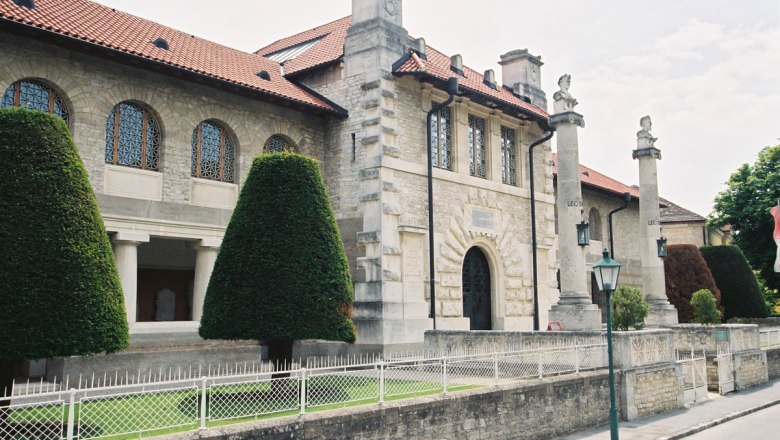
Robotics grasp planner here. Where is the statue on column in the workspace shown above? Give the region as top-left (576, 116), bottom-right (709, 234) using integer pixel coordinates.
top-left (553, 74), bottom-right (578, 113)
top-left (636, 115), bottom-right (658, 149)
top-left (771, 202), bottom-right (780, 272)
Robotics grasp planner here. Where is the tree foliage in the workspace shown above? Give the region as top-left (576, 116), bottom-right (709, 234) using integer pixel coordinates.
top-left (710, 144), bottom-right (780, 294)
top-left (611, 285), bottom-right (649, 331)
top-left (700, 245), bottom-right (768, 319)
top-left (690, 289), bottom-right (722, 325)
top-left (0, 108), bottom-right (129, 394)
top-left (199, 153), bottom-right (356, 345)
top-left (664, 244), bottom-right (722, 323)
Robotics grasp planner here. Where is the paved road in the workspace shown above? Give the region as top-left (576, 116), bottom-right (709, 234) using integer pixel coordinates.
top-left (685, 404), bottom-right (780, 439)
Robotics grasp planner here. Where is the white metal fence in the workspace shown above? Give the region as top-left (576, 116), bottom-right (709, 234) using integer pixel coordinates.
top-left (0, 343), bottom-right (607, 439)
top-left (676, 349), bottom-right (707, 404)
top-left (760, 328), bottom-right (780, 348)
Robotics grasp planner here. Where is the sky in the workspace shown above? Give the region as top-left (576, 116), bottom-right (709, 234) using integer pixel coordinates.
top-left (95, 0), bottom-right (780, 217)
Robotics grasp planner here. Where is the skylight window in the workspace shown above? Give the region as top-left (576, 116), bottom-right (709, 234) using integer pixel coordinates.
top-left (265, 36), bottom-right (325, 64)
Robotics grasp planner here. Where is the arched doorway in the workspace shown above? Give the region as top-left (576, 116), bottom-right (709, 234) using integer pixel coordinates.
top-left (462, 247), bottom-right (492, 330)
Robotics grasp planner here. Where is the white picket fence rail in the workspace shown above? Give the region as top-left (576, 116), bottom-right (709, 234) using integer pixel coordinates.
top-left (676, 349), bottom-right (708, 404)
top-left (759, 328), bottom-right (780, 348)
top-left (0, 343), bottom-right (608, 439)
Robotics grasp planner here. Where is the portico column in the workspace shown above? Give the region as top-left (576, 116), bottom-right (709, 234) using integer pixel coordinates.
top-left (192, 239), bottom-right (221, 323)
top-left (112, 232), bottom-right (150, 325)
top-left (547, 74), bottom-right (602, 330)
top-left (633, 116), bottom-right (678, 326)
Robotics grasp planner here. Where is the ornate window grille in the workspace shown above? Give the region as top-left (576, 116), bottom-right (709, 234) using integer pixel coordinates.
top-left (430, 103), bottom-right (452, 170)
top-left (500, 126), bottom-right (517, 185)
top-left (468, 115), bottom-right (486, 178)
top-left (589, 208), bottom-right (603, 241)
top-left (2, 79), bottom-right (69, 124)
top-left (104, 102), bottom-right (159, 171)
top-left (192, 120), bottom-right (235, 183)
top-left (264, 135), bottom-right (294, 153)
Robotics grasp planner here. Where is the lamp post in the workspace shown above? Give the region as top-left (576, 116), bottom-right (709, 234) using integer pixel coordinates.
top-left (593, 248), bottom-right (622, 440)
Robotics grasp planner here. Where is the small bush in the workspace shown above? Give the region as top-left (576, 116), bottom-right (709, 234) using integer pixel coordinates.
top-left (664, 244), bottom-right (722, 322)
top-left (700, 246), bottom-right (768, 319)
top-left (611, 285), bottom-right (650, 331)
top-left (691, 289), bottom-right (722, 325)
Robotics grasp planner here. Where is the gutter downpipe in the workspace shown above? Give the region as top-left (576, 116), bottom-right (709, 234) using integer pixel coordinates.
top-left (529, 130), bottom-right (555, 331)
top-left (609, 192), bottom-right (632, 259)
top-left (426, 77), bottom-right (459, 330)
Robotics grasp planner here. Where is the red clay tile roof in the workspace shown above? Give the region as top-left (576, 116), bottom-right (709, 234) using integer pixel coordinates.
top-left (0, 0), bottom-right (338, 113)
top-left (255, 16), bottom-right (351, 76)
top-left (255, 16), bottom-right (549, 121)
top-left (394, 47), bottom-right (549, 120)
top-left (552, 154), bottom-right (640, 199)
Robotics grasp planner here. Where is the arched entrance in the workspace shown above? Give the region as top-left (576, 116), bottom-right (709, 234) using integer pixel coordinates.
top-left (462, 247), bottom-right (492, 330)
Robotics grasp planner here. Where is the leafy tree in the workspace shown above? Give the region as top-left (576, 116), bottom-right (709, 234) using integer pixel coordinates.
top-left (663, 244), bottom-right (722, 323)
top-left (710, 145), bottom-right (780, 297)
top-left (700, 245), bottom-right (768, 319)
top-left (0, 108), bottom-right (129, 400)
top-left (199, 153), bottom-right (356, 370)
top-left (690, 289), bottom-right (722, 325)
top-left (611, 285), bottom-right (650, 331)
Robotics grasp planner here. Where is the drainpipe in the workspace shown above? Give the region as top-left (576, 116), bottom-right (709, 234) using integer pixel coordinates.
top-left (529, 130), bottom-right (555, 331)
top-left (608, 192), bottom-right (632, 259)
top-left (427, 77), bottom-right (459, 330)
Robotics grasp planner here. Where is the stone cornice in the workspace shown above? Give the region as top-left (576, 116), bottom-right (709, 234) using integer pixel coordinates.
top-left (632, 147), bottom-right (662, 160)
top-left (549, 111), bottom-right (585, 128)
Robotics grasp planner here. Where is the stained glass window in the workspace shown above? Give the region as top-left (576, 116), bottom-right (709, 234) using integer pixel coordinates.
top-left (192, 120), bottom-right (235, 183)
top-left (468, 115), bottom-right (486, 178)
top-left (105, 102), bottom-right (159, 171)
top-left (2, 79), bottom-right (69, 124)
top-left (264, 135), bottom-right (294, 153)
top-left (430, 103), bottom-right (451, 169)
top-left (500, 126), bottom-right (517, 186)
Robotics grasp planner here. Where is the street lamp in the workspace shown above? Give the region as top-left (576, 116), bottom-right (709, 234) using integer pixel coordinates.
top-left (594, 248), bottom-right (622, 440)
top-left (577, 210), bottom-right (589, 246)
top-left (656, 230), bottom-right (668, 258)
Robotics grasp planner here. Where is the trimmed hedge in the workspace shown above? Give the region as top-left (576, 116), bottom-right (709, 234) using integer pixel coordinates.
top-left (0, 108), bottom-right (129, 360)
top-left (199, 153), bottom-right (356, 344)
top-left (700, 245), bottom-right (768, 319)
top-left (664, 244), bottom-right (722, 323)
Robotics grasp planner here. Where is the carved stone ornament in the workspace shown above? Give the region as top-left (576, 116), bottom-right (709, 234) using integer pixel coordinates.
top-left (636, 115), bottom-right (658, 149)
top-left (553, 74), bottom-right (578, 114)
top-left (384, 0), bottom-right (398, 16)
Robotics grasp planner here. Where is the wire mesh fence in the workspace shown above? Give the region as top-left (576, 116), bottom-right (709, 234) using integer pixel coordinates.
top-left (0, 343), bottom-right (607, 439)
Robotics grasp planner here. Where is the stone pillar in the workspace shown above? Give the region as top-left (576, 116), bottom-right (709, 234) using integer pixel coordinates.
top-left (112, 232), bottom-right (149, 325)
top-left (191, 239), bottom-right (221, 323)
top-left (547, 111), bottom-right (601, 330)
top-left (633, 116), bottom-right (677, 326)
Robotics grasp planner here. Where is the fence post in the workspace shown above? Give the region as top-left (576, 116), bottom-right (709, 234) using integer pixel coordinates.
top-left (65, 389), bottom-right (76, 440)
top-left (538, 348), bottom-right (544, 380)
top-left (300, 368), bottom-right (307, 415)
top-left (379, 360), bottom-right (385, 404)
top-left (200, 378), bottom-right (207, 430)
top-left (442, 356), bottom-right (449, 396)
top-left (493, 352), bottom-right (499, 385)
top-left (575, 344), bottom-right (580, 374)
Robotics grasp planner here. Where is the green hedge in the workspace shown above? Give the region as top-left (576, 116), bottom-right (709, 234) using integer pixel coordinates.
top-left (199, 153), bottom-right (356, 343)
top-left (664, 244), bottom-right (723, 323)
top-left (700, 245), bottom-right (767, 319)
top-left (0, 108), bottom-right (129, 360)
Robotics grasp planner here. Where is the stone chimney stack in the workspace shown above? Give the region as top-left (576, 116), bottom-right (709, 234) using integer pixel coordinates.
top-left (499, 49), bottom-right (547, 109)
top-left (352, 0), bottom-right (402, 27)
top-left (345, 0), bottom-right (408, 77)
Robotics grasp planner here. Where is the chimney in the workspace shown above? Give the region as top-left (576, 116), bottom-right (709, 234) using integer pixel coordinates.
top-left (499, 49), bottom-right (547, 109)
top-left (483, 69), bottom-right (496, 89)
top-left (345, 0), bottom-right (408, 76)
top-left (450, 54), bottom-right (464, 75)
top-left (411, 37), bottom-right (427, 58)
top-left (352, 0), bottom-right (402, 27)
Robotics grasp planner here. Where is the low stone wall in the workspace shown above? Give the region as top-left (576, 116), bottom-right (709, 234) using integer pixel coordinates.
top-left (161, 372), bottom-right (615, 440)
top-left (735, 351), bottom-right (769, 389)
top-left (767, 347), bottom-right (780, 379)
top-left (424, 330), bottom-right (605, 355)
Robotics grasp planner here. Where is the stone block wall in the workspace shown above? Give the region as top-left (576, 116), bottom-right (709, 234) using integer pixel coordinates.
top-left (767, 347), bottom-right (780, 379)
top-left (424, 330), bottom-right (605, 355)
top-left (623, 366), bottom-right (683, 419)
top-left (734, 351), bottom-right (769, 390)
top-left (161, 372), bottom-right (615, 440)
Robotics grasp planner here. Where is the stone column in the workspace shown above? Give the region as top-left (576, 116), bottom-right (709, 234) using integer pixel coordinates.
top-left (633, 116), bottom-right (678, 326)
top-left (547, 111), bottom-right (602, 330)
top-left (191, 239), bottom-right (221, 323)
top-left (112, 232), bottom-right (149, 325)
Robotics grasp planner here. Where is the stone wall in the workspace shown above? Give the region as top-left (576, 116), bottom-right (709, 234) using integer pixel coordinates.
top-left (734, 351), bottom-right (769, 390)
top-left (625, 366), bottom-right (683, 418)
top-left (425, 330), bottom-right (604, 355)
top-left (161, 372), bottom-right (615, 440)
top-left (767, 347), bottom-right (780, 379)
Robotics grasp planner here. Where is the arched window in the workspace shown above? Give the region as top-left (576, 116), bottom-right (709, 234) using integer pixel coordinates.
top-left (192, 120), bottom-right (235, 183)
top-left (588, 208), bottom-right (603, 241)
top-left (2, 79), bottom-right (69, 124)
top-left (264, 134), bottom-right (295, 153)
top-left (105, 102), bottom-right (160, 171)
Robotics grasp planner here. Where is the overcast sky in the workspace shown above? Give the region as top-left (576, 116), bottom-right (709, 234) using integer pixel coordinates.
top-left (96, 0), bottom-right (780, 217)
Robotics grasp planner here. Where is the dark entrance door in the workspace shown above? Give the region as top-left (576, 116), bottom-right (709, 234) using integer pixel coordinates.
top-left (462, 247), bottom-right (491, 330)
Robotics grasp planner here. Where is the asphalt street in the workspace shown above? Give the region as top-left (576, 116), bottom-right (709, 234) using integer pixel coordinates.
top-left (684, 404), bottom-right (780, 439)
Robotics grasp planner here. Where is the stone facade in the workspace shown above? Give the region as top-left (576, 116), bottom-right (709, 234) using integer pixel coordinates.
top-left (767, 347), bottom-right (780, 379)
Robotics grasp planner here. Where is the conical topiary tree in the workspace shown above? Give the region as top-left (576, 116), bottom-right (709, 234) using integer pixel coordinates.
top-left (664, 244), bottom-right (723, 323)
top-left (199, 153), bottom-right (356, 368)
top-left (700, 245), bottom-right (768, 320)
top-left (0, 108), bottom-right (129, 399)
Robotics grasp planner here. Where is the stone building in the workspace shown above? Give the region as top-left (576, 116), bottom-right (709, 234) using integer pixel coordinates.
top-left (1, 0), bottom-right (711, 376)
